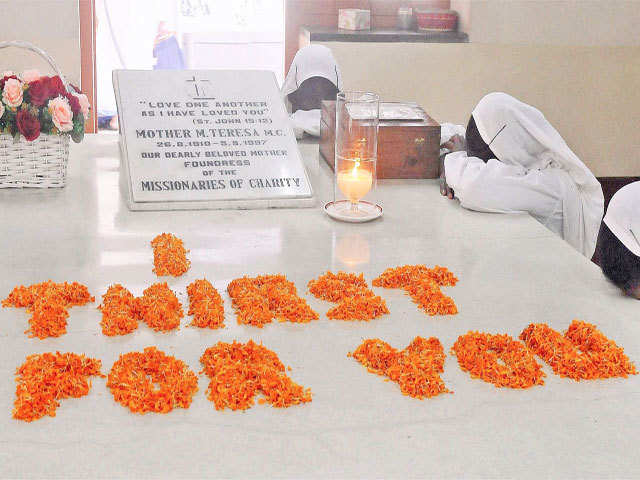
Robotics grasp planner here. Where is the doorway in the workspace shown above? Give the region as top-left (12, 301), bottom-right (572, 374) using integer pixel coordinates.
top-left (95, 0), bottom-right (285, 131)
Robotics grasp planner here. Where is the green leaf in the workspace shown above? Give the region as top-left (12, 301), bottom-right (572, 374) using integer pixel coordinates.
top-left (71, 128), bottom-right (84, 143)
top-left (71, 114), bottom-right (85, 143)
top-left (39, 108), bottom-right (53, 133)
top-left (40, 108), bottom-right (51, 122)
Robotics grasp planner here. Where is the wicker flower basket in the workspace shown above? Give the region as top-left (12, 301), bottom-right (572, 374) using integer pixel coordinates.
top-left (0, 41), bottom-right (74, 188)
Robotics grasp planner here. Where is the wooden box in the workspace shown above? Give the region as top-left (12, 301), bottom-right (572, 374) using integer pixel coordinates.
top-left (319, 101), bottom-right (441, 179)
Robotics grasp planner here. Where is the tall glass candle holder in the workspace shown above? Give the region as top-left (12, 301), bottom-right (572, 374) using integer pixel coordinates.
top-left (325, 91), bottom-right (382, 222)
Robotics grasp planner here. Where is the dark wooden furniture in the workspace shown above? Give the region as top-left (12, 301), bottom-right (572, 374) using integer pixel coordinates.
top-left (300, 25), bottom-right (468, 43)
top-left (285, 0), bottom-right (452, 72)
top-left (320, 100), bottom-right (441, 179)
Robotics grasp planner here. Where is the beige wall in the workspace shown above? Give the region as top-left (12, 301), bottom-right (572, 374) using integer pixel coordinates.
top-left (0, 0), bottom-right (81, 86)
top-left (452, 0), bottom-right (640, 46)
top-left (324, 41), bottom-right (640, 177)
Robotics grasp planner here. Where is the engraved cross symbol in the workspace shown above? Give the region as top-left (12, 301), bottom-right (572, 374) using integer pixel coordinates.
top-left (186, 75), bottom-right (212, 98)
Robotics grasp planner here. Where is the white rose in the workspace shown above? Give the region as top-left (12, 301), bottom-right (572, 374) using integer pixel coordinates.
top-left (74, 92), bottom-right (90, 119)
top-left (2, 78), bottom-right (24, 108)
top-left (48, 96), bottom-right (74, 132)
top-left (21, 69), bottom-right (42, 84)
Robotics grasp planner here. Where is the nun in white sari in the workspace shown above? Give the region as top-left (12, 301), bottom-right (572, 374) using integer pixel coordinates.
top-left (281, 45), bottom-right (341, 139)
top-left (596, 181), bottom-right (640, 298)
top-left (441, 92), bottom-right (604, 258)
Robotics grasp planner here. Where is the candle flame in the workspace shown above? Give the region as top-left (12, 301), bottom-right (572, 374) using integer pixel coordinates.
top-left (351, 160), bottom-right (360, 177)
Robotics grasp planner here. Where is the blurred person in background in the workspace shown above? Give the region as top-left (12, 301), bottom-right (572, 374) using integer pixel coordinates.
top-left (153, 21), bottom-right (185, 70)
top-left (281, 45), bottom-right (341, 139)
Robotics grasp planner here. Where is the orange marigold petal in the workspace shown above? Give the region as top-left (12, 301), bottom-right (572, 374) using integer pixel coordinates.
top-left (98, 284), bottom-right (138, 336)
top-left (200, 340), bottom-right (312, 411)
top-left (452, 331), bottom-right (545, 389)
top-left (350, 336), bottom-right (451, 399)
top-left (151, 233), bottom-right (190, 277)
top-left (372, 265), bottom-right (458, 317)
top-left (3, 281), bottom-right (94, 339)
top-left (135, 282), bottom-right (183, 332)
top-left (308, 271), bottom-right (387, 321)
top-left (326, 294), bottom-right (389, 321)
top-left (107, 347), bottom-right (198, 414)
top-left (308, 271), bottom-right (371, 303)
top-left (227, 275), bottom-right (318, 327)
top-left (187, 279), bottom-right (225, 329)
top-left (13, 352), bottom-right (103, 422)
top-left (520, 320), bottom-right (637, 380)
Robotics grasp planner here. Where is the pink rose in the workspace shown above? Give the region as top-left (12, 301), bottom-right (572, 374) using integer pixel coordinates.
top-left (21, 69), bottom-right (42, 84)
top-left (48, 96), bottom-right (74, 132)
top-left (0, 102), bottom-right (4, 119)
top-left (74, 92), bottom-right (90, 118)
top-left (2, 78), bottom-right (24, 108)
top-left (0, 74), bottom-right (17, 90)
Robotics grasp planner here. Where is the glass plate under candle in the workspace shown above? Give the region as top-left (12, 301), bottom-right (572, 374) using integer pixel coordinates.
top-left (324, 200), bottom-right (383, 223)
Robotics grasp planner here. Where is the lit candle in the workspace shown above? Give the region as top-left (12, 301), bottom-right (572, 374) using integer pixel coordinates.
top-left (337, 161), bottom-right (373, 204)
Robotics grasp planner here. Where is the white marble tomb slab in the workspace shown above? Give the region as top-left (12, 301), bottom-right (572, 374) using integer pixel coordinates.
top-left (113, 69), bottom-right (314, 210)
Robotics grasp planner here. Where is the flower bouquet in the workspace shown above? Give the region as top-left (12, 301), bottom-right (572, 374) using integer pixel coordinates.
top-left (0, 40), bottom-right (90, 188)
top-left (1, 70), bottom-right (90, 144)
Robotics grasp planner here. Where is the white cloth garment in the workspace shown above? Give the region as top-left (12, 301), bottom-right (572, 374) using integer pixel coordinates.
top-left (439, 122), bottom-right (466, 156)
top-left (281, 45), bottom-right (341, 138)
top-left (289, 109), bottom-right (321, 139)
top-left (604, 181), bottom-right (640, 257)
top-left (440, 122), bottom-right (466, 145)
top-left (445, 92), bottom-right (604, 258)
